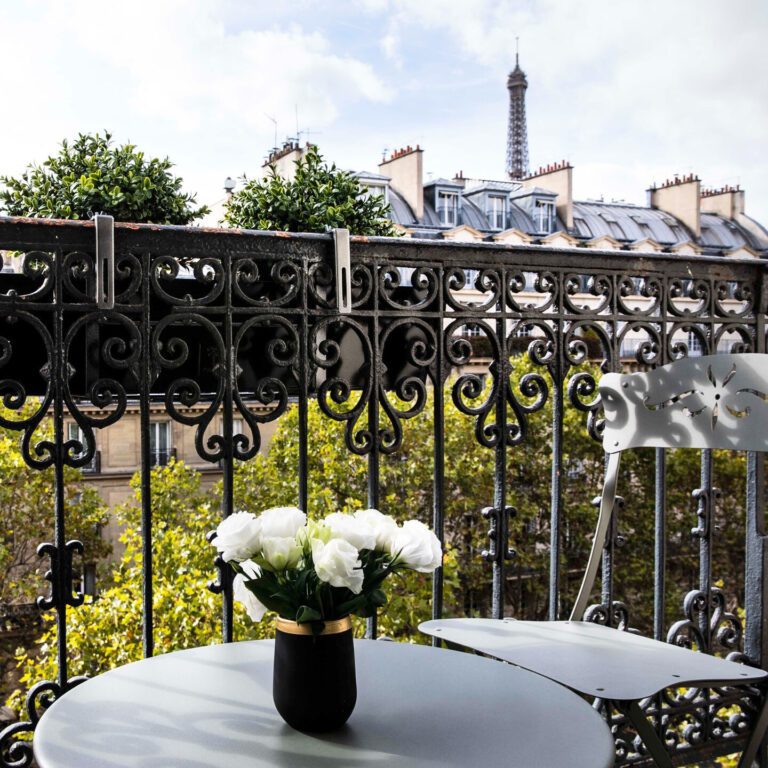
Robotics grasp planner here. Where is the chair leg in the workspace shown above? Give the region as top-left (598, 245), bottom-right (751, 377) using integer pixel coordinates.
top-left (617, 700), bottom-right (673, 768)
top-left (738, 689), bottom-right (768, 768)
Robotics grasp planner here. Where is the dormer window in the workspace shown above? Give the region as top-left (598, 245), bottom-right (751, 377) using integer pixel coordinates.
top-left (438, 191), bottom-right (459, 226)
top-left (487, 195), bottom-right (506, 230)
top-left (573, 217), bottom-right (591, 238)
top-left (534, 200), bottom-right (555, 234)
top-left (599, 212), bottom-right (626, 240)
top-left (361, 183), bottom-right (388, 202)
top-left (660, 215), bottom-right (685, 242)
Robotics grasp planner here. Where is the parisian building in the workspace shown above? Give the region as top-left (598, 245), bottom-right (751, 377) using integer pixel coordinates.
top-left (25, 58), bottom-right (768, 530)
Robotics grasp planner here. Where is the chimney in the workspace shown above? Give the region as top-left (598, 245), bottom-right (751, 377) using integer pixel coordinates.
top-left (700, 184), bottom-right (745, 220)
top-left (379, 145), bottom-right (424, 220)
top-left (262, 140), bottom-right (305, 181)
top-left (521, 160), bottom-right (573, 230)
top-left (452, 170), bottom-right (466, 188)
top-left (648, 174), bottom-right (701, 238)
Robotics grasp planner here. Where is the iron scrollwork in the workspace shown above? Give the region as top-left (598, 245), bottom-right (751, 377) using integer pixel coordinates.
top-left (0, 220), bottom-right (764, 766)
top-left (481, 505), bottom-right (516, 564)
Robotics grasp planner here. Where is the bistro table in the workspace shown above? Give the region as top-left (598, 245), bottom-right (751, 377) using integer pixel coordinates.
top-left (34, 639), bottom-right (614, 768)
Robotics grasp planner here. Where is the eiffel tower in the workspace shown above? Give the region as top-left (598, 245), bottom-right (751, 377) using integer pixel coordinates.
top-left (505, 41), bottom-right (529, 180)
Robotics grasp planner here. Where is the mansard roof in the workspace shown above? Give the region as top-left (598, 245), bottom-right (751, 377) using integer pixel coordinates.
top-left (377, 172), bottom-right (767, 256)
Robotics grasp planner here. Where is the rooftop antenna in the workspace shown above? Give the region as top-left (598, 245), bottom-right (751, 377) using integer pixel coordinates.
top-left (295, 104), bottom-right (300, 143)
top-left (381, 147), bottom-right (389, 162)
top-left (515, 36), bottom-right (519, 67)
top-left (265, 114), bottom-right (278, 151)
top-left (299, 128), bottom-right (322, 145)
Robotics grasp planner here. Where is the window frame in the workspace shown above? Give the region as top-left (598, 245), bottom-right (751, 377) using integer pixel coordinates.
top-left (533, 200), bottom-right (556, 234)
top-left (437, 191), bottom-right (459, 227)
top-left (149, 421), bottom-right (173, 467)
top-left (487, 195), bottom-right (507, 231)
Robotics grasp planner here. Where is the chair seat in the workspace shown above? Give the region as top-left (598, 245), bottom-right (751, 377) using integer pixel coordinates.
top-left (420, 618), bottom-right (768, 701)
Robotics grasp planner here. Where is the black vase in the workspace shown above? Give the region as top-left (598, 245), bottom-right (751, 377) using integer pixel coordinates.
top-left (273, 616), bottom-right (357, 732)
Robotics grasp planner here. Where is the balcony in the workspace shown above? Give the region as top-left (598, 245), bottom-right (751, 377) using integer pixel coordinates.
top-left (0, 215), bottom-right (766, 766)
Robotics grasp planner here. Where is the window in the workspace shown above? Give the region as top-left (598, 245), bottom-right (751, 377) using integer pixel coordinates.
top-left (487, 196), bottom-right (506, 230)
top-left (700, 224), bottom-right (723, 246)
top-left (437, 192), bottom-right (459, 226)
top-left (600, 212), bottom-right (626, 240)
top-left (668, 225), bottom-right (685, 241)
top-left (67, 422), bottom-right (99, 473)
top-left (661, 217), bottom-right (685, 242)
top-left (534, 200), bottom-right (555, 233)
top-left (522, 271), bottom-right (536, 291)
top-left (67, 422), bottom-right (85, 457)
top-left (361, 184), bottom-right (387, 202)
top-left (573, 217), bottom-right (591, 238)
top-left (686, 331), bottom-right (703, 356)
top-left (463, 269), bottom-right (479, 288)
top-left (607, 220), bottom-right (626, 239)
top-left (465, 323), bottom-right (483, 337)
top-left (150, 422), bottom-right (172, 466)
top-left (620, 338), bottom-right (641, 359)
top-left (515, 323), bottom-right (533, 338)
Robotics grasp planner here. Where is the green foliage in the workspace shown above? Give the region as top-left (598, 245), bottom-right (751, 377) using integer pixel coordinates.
top-left (239, 545), bottom-right (400, 625)
top-left (0, 131), bottom-right (208, 223)
top-left (224, 145), bottom-right (397, 235)
top-left (0, 409), bottom-right (109, 605)
top-left (8, 359), bottom-right (752, 718)
top-left (9, 460), bottom-right (268, 717)
top-left (234, 401), bottom-right (460, 642)
top-left (232, 358), bottom-right (750, 632)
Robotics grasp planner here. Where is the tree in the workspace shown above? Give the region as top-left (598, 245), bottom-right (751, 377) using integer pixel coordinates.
top-left (9, 460), bottom-right (267, 717)
top-left (223, 145), bottom-right (397, 235)
top-left (0, 131), bottom-right (208, 224)
top-left (231, 359), bottom-right (750, 633)
top-left (0, 409), bottom-right (109, 709)
top-left (10, 361), bottom-right (752, 717)
top-left (0, 409), bottom-right (109, 607)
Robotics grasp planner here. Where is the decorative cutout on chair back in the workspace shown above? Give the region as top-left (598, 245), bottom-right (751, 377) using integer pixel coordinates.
top-left (600, 354), bottom-right (768, 453)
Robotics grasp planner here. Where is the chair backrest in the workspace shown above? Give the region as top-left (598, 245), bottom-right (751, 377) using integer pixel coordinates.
top-left (570, 353), bottom-right (768, 622)
top-left (601, 353), bottom-right (768, 454)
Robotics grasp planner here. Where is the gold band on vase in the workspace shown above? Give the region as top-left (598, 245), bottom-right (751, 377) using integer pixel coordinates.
top-left (276, 616), bottom-right (352, 636)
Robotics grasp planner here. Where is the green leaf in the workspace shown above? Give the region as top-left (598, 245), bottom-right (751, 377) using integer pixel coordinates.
top-left (295, 605), bottom-right (322, 624)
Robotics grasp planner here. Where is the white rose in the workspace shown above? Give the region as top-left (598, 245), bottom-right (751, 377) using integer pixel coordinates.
top-left (259, 506), bottom-right (307, 539)
top-left (325, 512), bottom-right (376, 551)
top-left (354, 508), bottom-right (399, 552)
top-left (390, 520), bottom-right (442, 573)
top-left (233, 574), bottom-right (267, 622)
top-left (214, 511), bottom-right (262, 562)
top-left (240, 558), bottom-right (262, 580)
top-left (312, 538), bottom-right (364, 594)
top-left (261, 536), bottom-right (302, 571)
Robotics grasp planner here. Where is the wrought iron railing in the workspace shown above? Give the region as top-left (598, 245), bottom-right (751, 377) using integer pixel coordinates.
top-left (0, 215), bottom-right (765, 766)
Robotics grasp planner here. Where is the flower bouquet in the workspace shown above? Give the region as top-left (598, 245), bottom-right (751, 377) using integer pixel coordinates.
top-left (211, 506), bottom-right (442, 731)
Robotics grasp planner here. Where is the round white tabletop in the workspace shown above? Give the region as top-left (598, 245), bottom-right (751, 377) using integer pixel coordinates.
top-left (34, 639), bottom-right (614, 768)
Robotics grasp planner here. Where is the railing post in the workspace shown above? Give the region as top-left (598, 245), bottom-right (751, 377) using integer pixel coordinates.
top-left (745, 270), bottom-right (768, 668)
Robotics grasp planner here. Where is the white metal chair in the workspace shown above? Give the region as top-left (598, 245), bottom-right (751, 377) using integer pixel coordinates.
top-left (422, 353), bottom-right (768, 767)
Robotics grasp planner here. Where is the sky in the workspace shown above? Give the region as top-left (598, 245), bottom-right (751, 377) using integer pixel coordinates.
top-left (1, 0), bottom-right (767, 224)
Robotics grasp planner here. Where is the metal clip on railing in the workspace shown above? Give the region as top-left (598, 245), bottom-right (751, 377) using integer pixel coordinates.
top-left (94, 214), bottom-right (115, 310)
top-left (333, 228), bottom-right (352, 314)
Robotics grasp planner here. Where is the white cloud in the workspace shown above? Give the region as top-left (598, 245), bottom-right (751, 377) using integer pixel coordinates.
top-left (0, 0), bottom-right (389, 206)
top-left (380, 32), bottom-right (400, 65)
top-left (1, 0), bottom-right (767, 223)
top-left (373, 0), bottom-right (768, 220)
